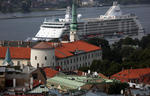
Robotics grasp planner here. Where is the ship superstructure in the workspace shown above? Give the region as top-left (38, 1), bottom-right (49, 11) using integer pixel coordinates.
top-left (31, 1), bottom-right (144, 43)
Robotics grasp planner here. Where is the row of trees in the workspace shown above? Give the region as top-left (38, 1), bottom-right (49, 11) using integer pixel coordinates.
top-left (79, 35), bottom-right (150, 77)
top-left (0, 0), bottom-right (72, 13)
top-left (0, 0), bottom-right (31, 13)
top-left (97, 0), bottom-right (150, 5)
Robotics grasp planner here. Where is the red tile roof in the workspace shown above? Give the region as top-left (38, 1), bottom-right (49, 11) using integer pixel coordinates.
top-left (98, 73), bottom-right (108, 79)
top-left (32, 42), bottom-right (53, 49)
top-left (111, 68), bottom-right (150, 82)
top-left (0, 47), bottom-right (30, 59)
top-left (53, 40), bottom-right (101, 58)
top-left (0, 40), bottom-right (101, 59)
top-left (43, 67), bottom-right (58, 78)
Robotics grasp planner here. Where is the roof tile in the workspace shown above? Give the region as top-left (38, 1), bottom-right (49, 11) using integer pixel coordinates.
top-left (0, 47), bottom-right (30, 59)
top-left (43, 67), bottom-right (58, 78)
top-left (111, 68), bottom-right (150, 82)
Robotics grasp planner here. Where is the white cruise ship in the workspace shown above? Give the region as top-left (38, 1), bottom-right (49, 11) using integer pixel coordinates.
top-left (32, 2), bottom-right (145, 43)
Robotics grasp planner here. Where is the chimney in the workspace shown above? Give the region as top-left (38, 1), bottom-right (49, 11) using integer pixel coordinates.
top-left (13, 78), bottom-right (16, 88)
top-left (7, 41), bottom-right (10, 47)
top-left (27, 41), bottom-right (30, 48)
top-left (18, 41), bottom-right (23, 47)
top-left (17, 41), bottom-right (19, 47)
top-left (30, 77), bottom-right (33, 89)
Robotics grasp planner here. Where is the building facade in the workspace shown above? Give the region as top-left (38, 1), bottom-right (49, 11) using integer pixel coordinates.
top-left (56, 50), bottom-right (101, 70)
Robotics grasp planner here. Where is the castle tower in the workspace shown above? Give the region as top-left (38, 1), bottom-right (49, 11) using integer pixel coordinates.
top-left (70, 0), bottom-right (79, 42)
top-left (3, 47), bottom-right (14, 66)
top-left (30, 42), bottom-right (56, 68)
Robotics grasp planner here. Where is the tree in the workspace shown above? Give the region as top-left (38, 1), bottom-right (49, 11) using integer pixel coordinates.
top-left (139, 34), bottom-right (150, 49)
top-left (21, 0), bottom-right (31, 13)
top-left (106, 61), bottom-right (121, 76)
top-left (120, 46), bottom-right (135, 61)
top-left (90, 60), bottom-right (110, 75)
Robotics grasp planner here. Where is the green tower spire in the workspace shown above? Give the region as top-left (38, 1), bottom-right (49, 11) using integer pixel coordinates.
top-left (70, 0), bottom-right (77, 31)
top-left (3, 47), bottom-right (14, 66)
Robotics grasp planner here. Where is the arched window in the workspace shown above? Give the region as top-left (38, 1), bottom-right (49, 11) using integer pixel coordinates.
top-left (35, 56), bottom-right (37, 60)
top-left (45, 56), bottom-right (47, 60)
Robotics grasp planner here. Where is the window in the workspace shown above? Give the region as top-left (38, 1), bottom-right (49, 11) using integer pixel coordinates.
top-left (64, 61), bottom-right (66, 65)
top-left (80, 57), bottom-right (81, 61)
top-left (85, 63), bottom-right (87, 66)
top-left (67, 60), bottom-right (69, 64)
top-left (35, 56), bottom-right (37, 60)
top-left (92, 54), bottom-right (94, 58)
top-left (37, 63), bottom-right (39, 68)
top-left (70, 59), bottom-right (72, 63)
top-left (83, 56), bottom-right (84, 60)
top-left (74, 66), bottom-right (76, 70)
top-left (45, 56), bottom-right (47, 60)
top-left (88, 54), bottom-right (90, 59)
top-left (76, 57), bottom-right (78, 62)
top-left (85, 56), bottom-right (87, 59)
top-left (61, 61), bottom-right (63, 66)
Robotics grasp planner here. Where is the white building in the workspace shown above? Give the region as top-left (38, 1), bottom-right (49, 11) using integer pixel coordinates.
top-left (30, 42), bottom-right (56, 68)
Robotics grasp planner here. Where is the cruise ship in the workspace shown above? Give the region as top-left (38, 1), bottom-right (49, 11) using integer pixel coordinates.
top-left (31, 2), bottom-right (145, 43)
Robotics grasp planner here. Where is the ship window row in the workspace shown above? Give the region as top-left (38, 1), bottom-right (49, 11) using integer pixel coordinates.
top-left (44, 23), bottom-right (64, 25)
top-left (43, 26), bottom-right (65, 28)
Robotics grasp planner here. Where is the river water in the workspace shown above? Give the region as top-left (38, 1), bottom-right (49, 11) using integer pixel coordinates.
top-left (0, 4), bottom-right (150, 40)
